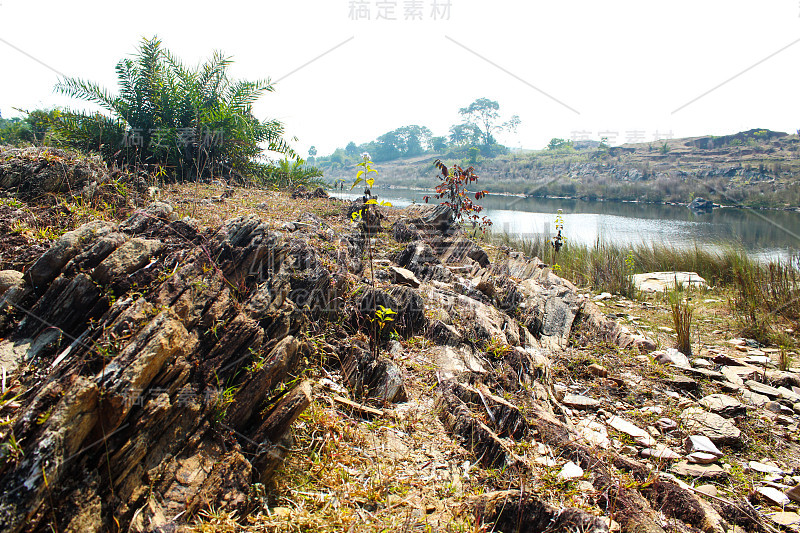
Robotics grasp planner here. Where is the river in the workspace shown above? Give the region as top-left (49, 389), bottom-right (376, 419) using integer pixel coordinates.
top-left (331, 188), bottom-right (800, 262)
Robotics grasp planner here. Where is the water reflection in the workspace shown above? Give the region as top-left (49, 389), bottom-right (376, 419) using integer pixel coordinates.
top-left (331, 189), bottom-right (800, 260)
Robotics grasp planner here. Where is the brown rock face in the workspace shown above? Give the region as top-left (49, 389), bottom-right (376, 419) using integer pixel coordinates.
top-left (0, 204), bottom-right (317, 533)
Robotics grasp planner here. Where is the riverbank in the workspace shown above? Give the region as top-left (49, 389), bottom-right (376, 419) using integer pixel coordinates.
top-left (1, 146), bottom-right (799, 532)
top-left (322, 129), bottom-right (800, 210)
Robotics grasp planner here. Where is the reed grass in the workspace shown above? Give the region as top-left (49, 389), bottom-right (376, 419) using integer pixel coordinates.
top-left (492, 232), bottom-right (800, 345)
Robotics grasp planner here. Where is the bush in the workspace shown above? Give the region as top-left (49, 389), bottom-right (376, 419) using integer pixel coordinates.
top-left (52, 36), bottom-right (293, 183)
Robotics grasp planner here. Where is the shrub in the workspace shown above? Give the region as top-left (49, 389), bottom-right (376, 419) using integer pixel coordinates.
top-left (52, 36), bottom-right (293, 183)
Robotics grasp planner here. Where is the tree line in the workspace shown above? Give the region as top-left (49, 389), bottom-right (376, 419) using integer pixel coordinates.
top-left (314, 97), bottom-right (520, 167)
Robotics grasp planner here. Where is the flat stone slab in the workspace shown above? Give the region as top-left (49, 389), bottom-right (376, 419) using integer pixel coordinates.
top-left (679, 367), bottom-right (725, 381)
top-left (770, 512), bottom-right (800, 527)
top-left (562, 394), bottom-right (600, 409)
top-left (671, 461), bottom-right (726, 479)
top-left (680, 408), bottom-right (742, 446)
top-left (687, 452), bottom-right (719, 464)
top-left (633, 271), bottom-right (707, 292)
top-left (741, 389), bottom-right (771, 407)
top-left (778, 386), bottom-right (800, 403)
top-left (757, 486), bottom-right (791, 507)
top-left (749, 461), bottom-right (784, 475)
top-left (664, 375), bottom-right (699, 392)
top-left (699, 394), bottom-right (745, 418)
top-left (640, 445), bottom-right (681, 461)
top-left (746, 380), bottom-right (782, 398)
top-left (606, 415), bottom-right (656, 447)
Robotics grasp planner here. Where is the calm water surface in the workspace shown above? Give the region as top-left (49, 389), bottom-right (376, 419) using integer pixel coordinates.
top-left (332, 188), bottom-right (800, 262)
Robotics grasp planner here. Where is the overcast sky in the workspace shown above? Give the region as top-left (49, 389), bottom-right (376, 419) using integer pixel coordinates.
top-left (1, 0), bottom-right (799, 157)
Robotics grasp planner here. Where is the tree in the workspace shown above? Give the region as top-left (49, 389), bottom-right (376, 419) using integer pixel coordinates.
top-left (372, 125), bottom-right (432, 161)
top-left (448, 122), bottom-right (482, 146)
top-left (547, 138), bottom-right (573, 151)
top-left (308, 145), bottom-right (317, 157)
top-left (429, 136), bottom-right (448, 152)
top-left (345, 141), bottom-right (359, 156)
top-left (458, 98), bottom-right (520, 146)
top-left (53, 36), bottom-right (293, 182)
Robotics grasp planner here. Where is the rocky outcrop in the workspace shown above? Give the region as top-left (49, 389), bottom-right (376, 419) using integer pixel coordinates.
top-left (0, 204), bottom-right (321, 533)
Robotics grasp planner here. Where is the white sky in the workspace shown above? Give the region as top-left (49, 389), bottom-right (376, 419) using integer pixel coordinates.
top-left (1, 0), bottom-right (799, 157)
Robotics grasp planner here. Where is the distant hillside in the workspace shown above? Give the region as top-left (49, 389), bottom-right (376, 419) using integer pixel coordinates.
top-left (323, 129), bottom-right (800, 209)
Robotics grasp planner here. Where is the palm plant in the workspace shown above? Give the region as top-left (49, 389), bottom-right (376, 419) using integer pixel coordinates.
top-left (52, 36), bottom-right (293, 182)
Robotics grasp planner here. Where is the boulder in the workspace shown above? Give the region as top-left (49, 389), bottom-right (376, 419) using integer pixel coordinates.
top-left (687, 197), bottom-right (715, 211)
top-left (388, 285), bottom-right (427, 337)
top-left (632, 272), bottom-right (707, 292)
top-left (0, 270), bottom-right (24, 296)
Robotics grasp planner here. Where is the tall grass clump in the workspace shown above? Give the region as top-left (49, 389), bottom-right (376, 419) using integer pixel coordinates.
top-left (668, 286), bottom-right (693, 355)
top-left (731, 258), bottom-right (800, 345)
top-left (492, 233), bottom-right (756, 297)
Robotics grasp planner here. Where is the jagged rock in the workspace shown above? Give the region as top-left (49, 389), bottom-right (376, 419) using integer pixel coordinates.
top-left (0, 206), bottom-right (314, 533)
top-left (341, 344), bottom-right (406, 404)
top-left (606, 415), bottom-right (656, 447)
top-left (680, 408), bottom-right (742, 446)
top-left (472, 490), bottom-right (608, 533)
top-left (390, 266), bottom-right (420, 288)
top-left (403, 203), bottom-right (455, 237)
top-left (391, 219), bottom-right (423, 243)
top-left (433, 345), bottom-right (487, 379)
top-left (684, 435), bottom-right (723, 457)
top-left (394, 241), bottom-right (452, 282)
top-left (508, 276), bottom-right (582, 351)
top-left (699, 394), bottom-right (745, 418)
top-left (787, 484), bottom-right (800, 503)
top-left (425, 320), bottom-right (462, 346)
top-left (435, 237), bottom-right (490, 267)
top-left (654, 348), bottom-right (690, 367)
top-left (26, 220), bottom-right (116, 291)
top-left (688, 197), bottom-right (715, 211)
top-left (438, 382), bottom-right (518, 468)
top-left (558, 461), bottom-right (585, 479)
top-left (91, 238), bottom-right (164, 286)
top-left (387, 285), bottom-right (426, 337)
top-left (287, 240), bottom-right (335, 318)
